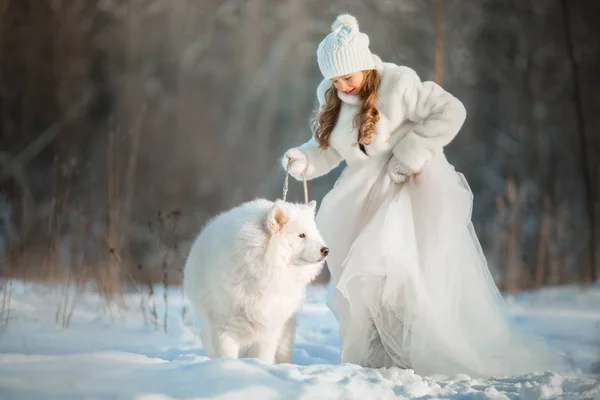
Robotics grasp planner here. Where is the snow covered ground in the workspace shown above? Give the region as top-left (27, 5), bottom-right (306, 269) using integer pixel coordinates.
top-left (0, 279), bottom-right (598, 400)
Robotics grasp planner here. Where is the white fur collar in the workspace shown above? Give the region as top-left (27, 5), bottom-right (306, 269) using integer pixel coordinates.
top-left (337, 90), bottom-right (361, 105)
top-left (316, 54), bottom-right (386, 106)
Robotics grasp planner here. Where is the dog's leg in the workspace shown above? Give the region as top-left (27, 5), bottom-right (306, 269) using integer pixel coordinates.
top-left (245, 330), bottom-right (281, 363)
top-left (201, 320), bottom-right (215, 358)
top-left (214, 329), bottom-right (241, 359)
top-left (275, 315), bottom-right (296, 364)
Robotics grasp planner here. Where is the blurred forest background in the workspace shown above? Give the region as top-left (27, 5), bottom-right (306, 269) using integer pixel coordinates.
top-left (1, 0), bottom-right (599, 299)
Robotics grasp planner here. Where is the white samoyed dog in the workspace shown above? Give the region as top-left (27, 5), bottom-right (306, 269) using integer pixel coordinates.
top-left (183, 198), bottom-right (328, 364)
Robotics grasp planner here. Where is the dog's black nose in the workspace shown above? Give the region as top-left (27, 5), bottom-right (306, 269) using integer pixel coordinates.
top-left (321, 247), bottom-right (329, 257)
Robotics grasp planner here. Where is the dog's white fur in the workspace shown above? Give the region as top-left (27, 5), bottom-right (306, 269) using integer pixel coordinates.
top-left (183, 198), bottom-right (327, 364)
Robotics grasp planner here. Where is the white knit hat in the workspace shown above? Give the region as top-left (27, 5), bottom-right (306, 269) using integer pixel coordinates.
top-left (317, 14), bottom-right (378, 80)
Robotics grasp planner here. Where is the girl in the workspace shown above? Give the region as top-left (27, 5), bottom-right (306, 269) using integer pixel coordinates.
top-left (281, 14), bottom-right (569, 378)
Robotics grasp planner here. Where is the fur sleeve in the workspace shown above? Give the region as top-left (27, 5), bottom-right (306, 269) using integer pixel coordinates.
top-left (390, 67), bottom-right (466, 172)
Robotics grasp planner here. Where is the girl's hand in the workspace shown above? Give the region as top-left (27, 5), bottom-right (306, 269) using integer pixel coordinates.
top-left (387, 156), bottom-right (412, 183)
top-left (284, 148), bottom-right (308, 175)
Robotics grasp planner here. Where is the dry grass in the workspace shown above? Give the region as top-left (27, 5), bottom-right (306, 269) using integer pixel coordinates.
top-left (494, 177), bottom-right (580, 292)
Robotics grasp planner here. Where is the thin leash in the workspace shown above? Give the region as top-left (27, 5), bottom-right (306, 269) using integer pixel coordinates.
top-left (283, 158), bottom-right (308, 205)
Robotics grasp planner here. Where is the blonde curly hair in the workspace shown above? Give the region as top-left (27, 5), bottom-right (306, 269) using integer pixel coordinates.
top-left (311, 69), bottom-right (381, 150)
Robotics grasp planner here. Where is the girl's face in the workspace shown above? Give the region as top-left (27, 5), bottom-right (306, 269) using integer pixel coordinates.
top-left (331, 71), bottom-right (364, 95)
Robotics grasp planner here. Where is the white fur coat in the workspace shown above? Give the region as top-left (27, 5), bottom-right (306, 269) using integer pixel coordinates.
top-left (284, 55), bottom-right (467, 180)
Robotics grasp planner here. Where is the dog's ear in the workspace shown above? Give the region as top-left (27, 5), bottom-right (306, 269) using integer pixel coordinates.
top-left (307, 200), bottom-right (317, 215)
top-left (266, 203), bottom-right (289, 233)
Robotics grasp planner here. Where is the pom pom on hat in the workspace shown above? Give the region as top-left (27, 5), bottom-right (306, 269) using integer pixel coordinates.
top-left (331, 14), bottom-right (358, 32)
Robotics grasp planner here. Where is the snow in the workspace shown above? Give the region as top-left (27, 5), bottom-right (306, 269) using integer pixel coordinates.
top-left (0, 280), bottom-right (598, 400)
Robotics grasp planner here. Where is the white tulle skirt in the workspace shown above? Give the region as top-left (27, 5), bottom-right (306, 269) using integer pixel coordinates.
top-left (317, 151), bottom-right (570, 378)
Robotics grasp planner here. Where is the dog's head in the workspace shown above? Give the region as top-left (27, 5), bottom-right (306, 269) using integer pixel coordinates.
top-left (265, 200), bottom-right (329, 267)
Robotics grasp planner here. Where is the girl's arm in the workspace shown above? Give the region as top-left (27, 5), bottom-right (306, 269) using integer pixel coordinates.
top-left (282, 78), bottom-right (343, 181)
top-left (281, 136), bottom-right (342, 180)
top-left (390, 67), bottom-right (467, 173)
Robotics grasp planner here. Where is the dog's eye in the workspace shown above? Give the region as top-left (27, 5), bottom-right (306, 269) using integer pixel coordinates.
top-left (298, 233), bottom-right (306, 238)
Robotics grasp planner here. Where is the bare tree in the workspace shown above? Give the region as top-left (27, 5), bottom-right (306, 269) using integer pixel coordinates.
top-left (560, 0), bottom-right (597, 283)
top-left (433, 0), bottom-right (443, 85)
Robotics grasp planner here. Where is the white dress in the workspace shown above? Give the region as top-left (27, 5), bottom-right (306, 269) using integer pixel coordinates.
top-left (284, 57), bottom-right (570, 378)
